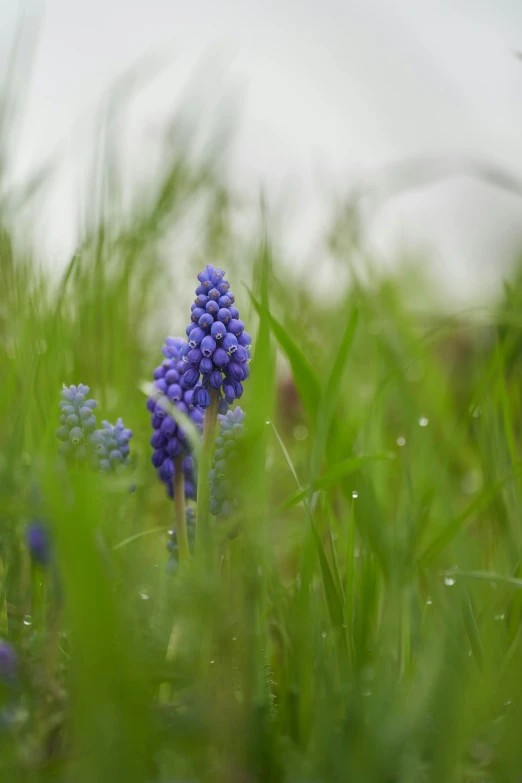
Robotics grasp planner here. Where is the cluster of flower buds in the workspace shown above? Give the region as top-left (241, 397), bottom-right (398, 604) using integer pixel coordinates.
top-left (148, 337), bottom-right (204, 499)
top-left (209, 406), bottom-right (246, 518)
top-left (182, 265), bottom-right (251, 411)
top-left (55, 384), bottom-right (97, 461)
top-left (166, 508), bottom-right (196, 573)
top-left (90, 419), bottom-right (133, 473)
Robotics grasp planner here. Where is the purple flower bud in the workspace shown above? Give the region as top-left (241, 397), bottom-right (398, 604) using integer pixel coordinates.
top-left (198, 313), bottom-right (214, 330)
top-left (166, 437), bottom-right (182, 458)
top-left (228, 319), bottom-right (244, 337)
top-left (177, 401), bottom-right (188, 415)
top-left (154, 378), bottom-right (168, 394)
top-left (56, 425), bottom-right (69, 441)
top-left (218, 398), bottom-right (229, 414)
top-left (160, 417), bottom-right (177, 437)
top-left (181, 343), bottom-right (191, 362)
top-left (188, 327), bottom-right (205, 348)
top-left (223, 383), bottom-right (235, 404)
top-left (186, 322), bottom-right (197, 337)
top-left (213, 347), bottom-right (230, 368)
top-left (233, 380), bottom-right (244, 398)
top-left (159, 458), bottom-right (175, 481)
top-left (218, 308), bottom-right (231, 324)
top-left (217, 281), bottom-right (230, 294)
top-left (201, 335), bottom-right (217, 357)
top-left (195, 294), bottom-right (209, 308)
top-left (196, 388), bottom-right (211, 408)
top-left (242, 364), bottom-right (250, 379)
top-left (229, 306), bottom-right (239, 319)
top-left (153, 366), bottom-right (166, 380)
top-left (238, 331), bottom-right (252, 348)
top-left (222, 333), bottom-right (238, 353)
top-left (182, 368), bottom-right (199, 388)
top-left (167, 384), bottom-right (182, 402)
top-left (187, 348), bottom-right (202, 367)
top-left (206, 300), bottom-right (219, 315)
top-left (191, 307), bottom-right (205, 323)
top-left (151, 412), bottom-right (163, 429)
top-left (208, 287), bottom-right (220, 300)
top-left (197, 269), bottom-right (211, 284)
top-left (165, 369), bottom-right (180, 384)
top-left (195, 284), bottom-right (207, 295)
top-left (210, 321), bottom-right (226, 341)
top-left (228, 362), bottom-right (243, 381)
top-left (235, 345), bottom-right (249, 364)
top-left (211, 269), bottom-right (225, 285)
top-left (200, 357), bottom-right (213, 373)
top-left (146, 397), bottom-right (157, 413)
top-left (210, 370), bottom-right (223, 389)
top-left (218, 295), bottom-right (231, 310)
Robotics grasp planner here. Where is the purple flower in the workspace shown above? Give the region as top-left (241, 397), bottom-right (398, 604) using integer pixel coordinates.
top-left (148, 337), bottom-right (203, 500)
top-left (183, 265), bottom-right (251, 410)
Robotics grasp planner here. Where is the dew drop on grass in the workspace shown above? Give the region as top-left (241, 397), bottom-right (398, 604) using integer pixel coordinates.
top-left (210, 660), bottom-right (215, 664)
top-left (321, 631), bottom-right (327, 639)
top-left (444, 577), bottom-right (456, 586)
top-left (495, 613), bottom-right (505, 621)
top-left (139, 591), bottom-right (150, 601)
top-left (23, 615), bottom-right (32, 626)
top-left (351, 490), bottom-right (358, 499)
top-left (426, 598), bottom-right (433, 605)
top-left (419, 417), bottom-right (429, 427)
top-left (396, 436), bottom-right (406, 447)
top-left (293, 424), bottom-right (308, 441)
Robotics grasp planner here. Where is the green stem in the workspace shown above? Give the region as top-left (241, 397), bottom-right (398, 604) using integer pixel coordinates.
top-left (174, 455), bottom-right (189, 563)
top-left (195, 389), bottom-right (220, 548)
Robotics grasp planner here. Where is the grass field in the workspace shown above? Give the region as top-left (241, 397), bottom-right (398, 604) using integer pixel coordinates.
top-left (3, 56), bottom-right (522, 782)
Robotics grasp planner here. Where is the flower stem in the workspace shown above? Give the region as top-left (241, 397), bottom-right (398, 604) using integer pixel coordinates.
top-left (174, 455), bottom-right (189, 563)
top-left (195, 389), bottom-right (220, 548)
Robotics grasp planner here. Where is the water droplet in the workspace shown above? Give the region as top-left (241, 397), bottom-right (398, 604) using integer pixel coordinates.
top-left (232, 637), bottom-right (237, 641)
top-left (495, 613), bottom-right (505, 621)
top-left (265, 420), bottom-right (270, 425)
top-left (426, 598), bottom-right (433, 605)
top-left (167, 529), bottom-right (174, 536)
top-left (505, 700), bottom-right (512, 706)
top-left (293, 424), bottom-right (308, 441)
top-left (210, 660), bottom-right (215, 664)
top-left (396, 436), bottom-right (406, 447)
top-left (351, 490), bottom-right (358, 499)
top-left (139, 591), bottom-right (150, 601)
top-left (444, 577), bottom-right (455, 586)
top-left (321, 631), bottom-right (327, 639)
top-left (363, 689), bottom-right (372, 697)
top-left (419, 417), bottom-right (429, 427)
top-left (23, 615), bottom-right (32, 626)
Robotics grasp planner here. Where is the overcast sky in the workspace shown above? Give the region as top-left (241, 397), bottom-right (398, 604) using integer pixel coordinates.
top-left (3, 0), bottom-right (522, 301)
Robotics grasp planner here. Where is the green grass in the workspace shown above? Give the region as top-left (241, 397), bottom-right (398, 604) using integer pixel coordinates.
top-left (3, 64), bottom-right (522, 782)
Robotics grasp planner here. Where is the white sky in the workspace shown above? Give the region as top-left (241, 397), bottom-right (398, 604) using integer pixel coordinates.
top-left (3, 0), bottom-right (522, 301)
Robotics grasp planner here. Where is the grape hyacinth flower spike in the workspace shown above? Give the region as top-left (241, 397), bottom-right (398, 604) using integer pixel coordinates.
top-left (55, 384), bottom-right (97, 462)
top-left (89, 418), bottom-right (133, 474)
top-left (183, 265), bottom-right (251, 412)
top-left (183, 265), bottom-right (251, 545)
top-left (148, 337), bottom-right (204, 563)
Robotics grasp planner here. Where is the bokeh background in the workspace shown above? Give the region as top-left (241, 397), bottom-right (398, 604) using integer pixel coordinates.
top-left (3, 0), bottom-right (522, 302)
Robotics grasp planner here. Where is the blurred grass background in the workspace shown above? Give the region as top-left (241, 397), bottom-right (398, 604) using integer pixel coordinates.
top-left (3, 34), bottom-right (522, 783)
